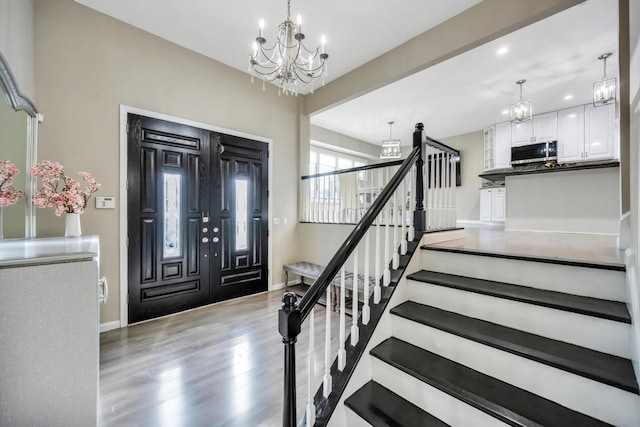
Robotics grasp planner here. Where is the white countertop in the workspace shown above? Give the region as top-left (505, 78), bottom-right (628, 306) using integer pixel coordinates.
top-left (0, 235), bottom-right (99, 268)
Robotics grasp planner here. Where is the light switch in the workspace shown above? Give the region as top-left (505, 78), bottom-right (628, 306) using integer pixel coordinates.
top-left (273, 217), bottom-right (280, 225)
top-left (96, 196), bottom-right (116, 209)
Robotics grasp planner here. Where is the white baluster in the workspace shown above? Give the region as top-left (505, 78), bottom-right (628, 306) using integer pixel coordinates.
top-left (354, 172), bottom-right (359, 222)
top-left (383, 169), bottom-right (391, 286)
top-left (374, 170), bottom-right (382, 303)
top-left (363, 230), bottom-right (370, 324)
top-left (314, 178), bottom-right (319, 223)
top-left (351, 249), bottom-right (359, 346)
top-left (338, 266), bottom-right (346, 371)
top-left (428, 147), bottom-right (435, 230)
top-left (306, 308), bottom-right (315, 426)
top-left (325, 175), bottom-right (330, 222)
top-left (323, 286), bottom-right (332, 397)
top-left (392, 186), bottom-right (400, 269)
top-left (447, 153), bottom-right (453, 228)
top-left (408, 167), bottom-right (415, 241)
top-left (400, 177), bottom-right (407, 255)
top-left (452, 157), bottom-right (458, 227)
top-left (334, 175), bottom-right (339, 223)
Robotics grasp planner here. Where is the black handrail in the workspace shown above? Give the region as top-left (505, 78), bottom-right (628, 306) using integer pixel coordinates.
top-left (297, 146), bottom-right (420, 320)
top-left (425, 135), bottom-right (460, 156)
top-left (301, 158), bottom-right (405, 180)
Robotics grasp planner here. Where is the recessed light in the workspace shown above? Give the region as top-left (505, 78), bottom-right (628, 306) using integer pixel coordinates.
top-left (564, 94), bottom-right (574, 100)
top-left (497, 47), bottom-right (509, 56)
top-left (502, 110), bottom-right (509, 115)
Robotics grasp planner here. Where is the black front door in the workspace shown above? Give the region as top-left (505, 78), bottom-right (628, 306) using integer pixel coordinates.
top-left (127, 115), bottom-right (269, 324)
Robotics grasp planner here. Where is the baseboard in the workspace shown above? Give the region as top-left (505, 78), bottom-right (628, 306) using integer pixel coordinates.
top-left (270, 280), bottom-right (299, 291)
top-left (504, 227), bottom-right (618, 236)
top-left (458, 220), bottom-right (504, 229)
top-left (100, 320), bottom-right (121, 333)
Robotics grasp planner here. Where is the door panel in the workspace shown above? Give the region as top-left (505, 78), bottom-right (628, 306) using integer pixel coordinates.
top-left (128, 114), bottom-right (211, 323)
top-left (211, 134), bottom-right (268, 301)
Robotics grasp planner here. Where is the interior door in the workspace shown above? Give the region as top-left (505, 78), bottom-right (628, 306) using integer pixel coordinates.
top-left (127, 114), bottom-right (211, 323)
top-left (211, 134), bottom-right (269, 301)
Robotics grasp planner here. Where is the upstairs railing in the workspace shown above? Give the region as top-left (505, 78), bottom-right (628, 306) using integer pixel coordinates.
top-left (280, 124), bottom-right (460, 426)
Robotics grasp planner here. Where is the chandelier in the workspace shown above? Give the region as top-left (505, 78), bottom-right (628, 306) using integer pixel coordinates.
top-left (510, 79), bottom-right (532, 123)
top-left (593, 52), bottom-right (616, 107)
top-left (380, 121), bottom-right (402, 159)
top-left (249, 0), bottom-right (329, 96)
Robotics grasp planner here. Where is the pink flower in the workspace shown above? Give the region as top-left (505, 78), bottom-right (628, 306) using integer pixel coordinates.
top-left (0, 160), bottom-right (25, 207)
top-left (31, 161), bottom-right (101, 216)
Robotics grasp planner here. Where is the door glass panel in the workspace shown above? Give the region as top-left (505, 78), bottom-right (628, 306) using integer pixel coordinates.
top-left (163, 173), bottom-right (181, 258)
top-left (235, 179), bottom-right (248, 251)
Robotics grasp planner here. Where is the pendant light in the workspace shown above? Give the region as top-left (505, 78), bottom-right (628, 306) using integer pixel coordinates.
top-left (593, 53), bottom-right (616, 107)
top-left (510, 79), bottom-right (532, 123)
top-left (380, 121), bottom-right (401, 159)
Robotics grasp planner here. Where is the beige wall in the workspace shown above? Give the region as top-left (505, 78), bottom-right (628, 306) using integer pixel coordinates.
top-left (441, 131), bottom-right (483, 222)
top-left (34, 0), bottom-right (300, 326)
top-left (0, 0), bottom-right (34, 99)
top-left (310, 125), bottom-right (380, 160)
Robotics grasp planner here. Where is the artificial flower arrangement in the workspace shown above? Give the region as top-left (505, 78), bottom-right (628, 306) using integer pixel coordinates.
top-left (31, 160), bottom-right (101, 216)
top-left (0, 160), bottom-right (25, 207)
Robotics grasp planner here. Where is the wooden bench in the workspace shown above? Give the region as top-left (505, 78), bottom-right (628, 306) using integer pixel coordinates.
top-left (283, 262), bottom-right (375, 312)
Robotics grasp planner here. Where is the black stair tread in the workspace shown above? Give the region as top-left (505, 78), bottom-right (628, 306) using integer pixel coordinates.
top-left (371, 337), bottom-right (613, 427)
top-left (391, 302), bottom-right (638, 394)
top-left (421, 245), bottom-right (626, 271)
top-left (406, 269), bottom-right (631, 324)
top-left (344, 381), bottom-right (450, 427)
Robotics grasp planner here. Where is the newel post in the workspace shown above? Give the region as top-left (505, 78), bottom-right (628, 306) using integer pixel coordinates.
top-left (279, 292), bottom-right (302, 427)
top-left (413, 123), bottom-right (426, 232)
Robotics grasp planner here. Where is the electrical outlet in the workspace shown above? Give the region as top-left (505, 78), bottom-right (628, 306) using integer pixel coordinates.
top-left (273, 218), bottom-right (280, 225)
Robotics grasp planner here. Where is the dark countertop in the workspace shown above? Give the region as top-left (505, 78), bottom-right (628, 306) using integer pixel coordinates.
top-left (479, 160), bottom-right (620, 182)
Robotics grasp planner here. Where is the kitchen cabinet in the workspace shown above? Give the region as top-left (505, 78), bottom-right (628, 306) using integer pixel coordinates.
top-left (484, 122), bottom-right (511, 171)
top-left (585, 103), bottom-right (616, 161)
top-left (480, 187), bottom-right (506, 222)
top-left (557, 105), bottom-right (585, 162)
top-left (557, 103), bottom-right (615, 163)
top-left (511, 112), bottom-right (558, 146)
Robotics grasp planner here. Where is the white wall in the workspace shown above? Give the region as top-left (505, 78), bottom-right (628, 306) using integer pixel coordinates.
top-left (506, 168), bottom-right (620, 234)
top-left (310, 125), bottom-right (380, 161)
top-left (0, 0), bottom-right (34, 99)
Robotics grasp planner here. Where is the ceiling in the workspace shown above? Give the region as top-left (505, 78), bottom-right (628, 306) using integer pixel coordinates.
top-left (74, 0), bottom-right (618, 148)
top-left (312, 0), bottom-right (619, 145)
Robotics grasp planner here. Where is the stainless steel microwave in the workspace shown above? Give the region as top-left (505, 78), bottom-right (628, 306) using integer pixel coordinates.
top-left (511, 141), bottom-right (557, 165)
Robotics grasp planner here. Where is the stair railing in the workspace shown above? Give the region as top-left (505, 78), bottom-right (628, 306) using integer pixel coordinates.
top-left (280, 123), bottom-right (459, 426)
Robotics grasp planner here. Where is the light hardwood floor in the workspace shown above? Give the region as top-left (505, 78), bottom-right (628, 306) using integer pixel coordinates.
top-left (100, 290), bottom-right (342, 427)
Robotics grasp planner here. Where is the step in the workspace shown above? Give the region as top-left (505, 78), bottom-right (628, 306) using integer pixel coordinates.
top-left (344, 381), bottom-right (449, 427)
top-left (406, 270), bottom-right (631, 323)
top-left (391, 301), bottom-right (638, 394)
top-left (371, 337), bottom-right (613, 427)
top-left (407, 278), bottom-right (631, 358)
top-left (420, 248), bottom-right (626, 302)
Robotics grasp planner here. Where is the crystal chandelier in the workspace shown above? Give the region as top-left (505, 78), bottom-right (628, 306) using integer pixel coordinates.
top-left (593, 53), bottom-right (616, 107)
top-left (380, 121), bottom-right (402, 159)
top-left (510, 79), bottom-right (532, 123)
top-left (249, 0), bottom-right (329, 96)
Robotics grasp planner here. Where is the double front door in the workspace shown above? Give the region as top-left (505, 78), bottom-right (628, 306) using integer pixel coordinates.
top-left (127, 114), bottom-right (268, 323)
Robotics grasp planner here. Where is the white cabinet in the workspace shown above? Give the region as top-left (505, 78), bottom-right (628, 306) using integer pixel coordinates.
top-left (483, 126), bottom-right (495, 170)
top-left (480, 187), bottom-right (506, 222)
top-left (585, 103), bottom-right (616, 161)
top-left (480, 188), bottom-right (492, 221)
top-left (557, 103), bottom-right (615, 163)
top-left (511, 112), bottom-right (558, 146)
top-left (557, 105), bottom-right (585, 163)
top-left (491, 188), bottom-right (506, 222)
top-left (484, 122), bottom-right (511, 171)
top-left (494, 122), bottom-right (512, 169)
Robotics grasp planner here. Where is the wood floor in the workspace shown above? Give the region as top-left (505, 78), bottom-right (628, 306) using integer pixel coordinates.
top-left (99, 290), bottom-right (343, 427)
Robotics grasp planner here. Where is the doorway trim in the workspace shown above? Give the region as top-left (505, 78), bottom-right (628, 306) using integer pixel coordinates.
top-left (118, 105), bottom-right (273, 328)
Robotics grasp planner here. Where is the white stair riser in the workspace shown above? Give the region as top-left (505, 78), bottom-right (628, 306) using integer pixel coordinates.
top-left (408, 282), bottom-right (631, 358)
top-left (343, 409), bottom-right (372, 427)
top-left (392, 316), bottom-right (639, 427)
top-left (422, 250), bottom-right (625, 302)
top-left (422, 229), bottom-right (466, 245)
top-left (371, 357), bottom-right (509, 427)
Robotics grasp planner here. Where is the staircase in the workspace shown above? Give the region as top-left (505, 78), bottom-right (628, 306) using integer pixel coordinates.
top-left (340, 239), bottom-right (638, 426)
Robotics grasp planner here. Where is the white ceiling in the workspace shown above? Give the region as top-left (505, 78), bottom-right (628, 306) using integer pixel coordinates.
top-left (312, 0), bottom-right (619, 145)
top-left (74, 0), bottom-right (481, 94)
top-left (74, 0), bottom-right (618, 148)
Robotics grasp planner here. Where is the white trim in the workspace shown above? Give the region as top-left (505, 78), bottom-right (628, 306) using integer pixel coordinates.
top-left (504, 227), bottom-right (618, 236)
top-left (617, 211), bottom-right (631, 249)
top-left (99, 320), bottom-right (121, 333)
top-left (119, 105), bottom-right (274, 327)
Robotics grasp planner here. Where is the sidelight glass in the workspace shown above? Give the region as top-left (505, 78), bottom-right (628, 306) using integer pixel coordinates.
top-left (235, 179), bottom-right (249, 251)
top-left (163, 173), bottom-right (181, 258)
